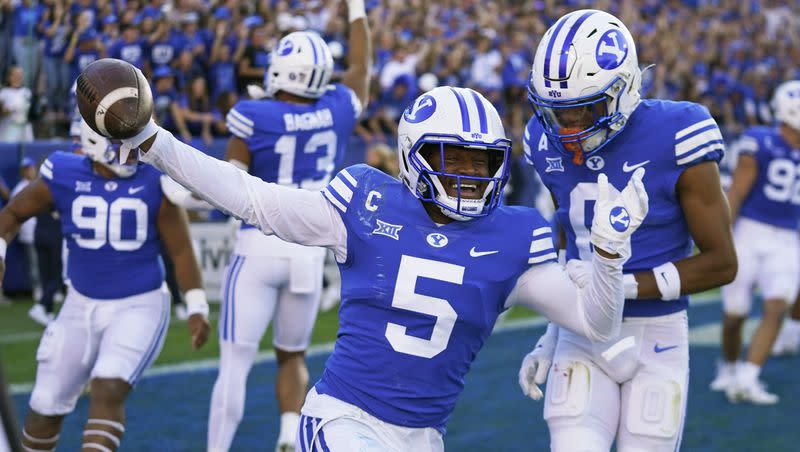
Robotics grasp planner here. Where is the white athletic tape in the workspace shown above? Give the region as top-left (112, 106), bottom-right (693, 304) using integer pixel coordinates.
top-left (95, 87), bottom-right (139, 136)
top-left (601, 335), bottom-right (636, 362)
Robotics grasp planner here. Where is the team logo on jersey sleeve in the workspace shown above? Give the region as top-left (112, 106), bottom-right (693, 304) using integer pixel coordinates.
top-left (609, 206), bottom-right (630, 232)
top-left (586, 155), bottom-right (605, 170)
top-left (373, 219), bottom-right (403, 240)
top-left (426, 232), bottom-right (448, 248)
top-left (545, 157), bottom-right (564, 173)
top-left (403, 95), bottom-right (437, 124)
top-left (595, 29), bottom-right (628, 70)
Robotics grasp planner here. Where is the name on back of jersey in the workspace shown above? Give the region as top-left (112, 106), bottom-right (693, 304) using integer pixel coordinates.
top-left (284, 108), bottom-right (334, 132)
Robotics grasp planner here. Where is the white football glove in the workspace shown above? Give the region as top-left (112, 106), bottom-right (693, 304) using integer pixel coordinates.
top-left (590, 168), bottom-right (648, 260)
top-left (518, 324), bottom-right (558, 401)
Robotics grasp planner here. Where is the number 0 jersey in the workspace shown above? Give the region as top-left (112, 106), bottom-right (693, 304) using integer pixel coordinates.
top-left (40, 151), bottom-right (165, 299)
top-left (736, 126), bottom-right (800, 230)
top-left (524, 99), bottom-right (724, 317)
top-left (314, 164), bottom-right (557, 432)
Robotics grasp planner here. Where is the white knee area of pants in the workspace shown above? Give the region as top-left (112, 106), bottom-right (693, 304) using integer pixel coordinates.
top-left (543, 361), bottom-right (592, 421)
top-left (549, 427), bottom-right (610, 452)
top-left (721, 284), bottom-right (752, 317)
top-left (208, 341), bottom-right (258, 450)
top-left (624, 373), bottom-right (683, 440)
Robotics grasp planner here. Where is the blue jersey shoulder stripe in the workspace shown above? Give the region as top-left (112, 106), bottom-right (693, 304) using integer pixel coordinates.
top-left (226, 108), bottom-right (254, 138)
top-left (40, 158), bottom-right (54, 180)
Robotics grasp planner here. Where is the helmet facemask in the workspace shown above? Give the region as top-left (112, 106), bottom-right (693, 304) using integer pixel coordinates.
top-left (408, 138), bottom-right (510, 221)
top-left (529, 76), bottom-right (628, 164)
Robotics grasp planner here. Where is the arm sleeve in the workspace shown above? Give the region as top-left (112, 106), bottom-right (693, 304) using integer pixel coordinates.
top-left (506, 252), bottom-right (625, 342)
top-left (141, 127), bottom-right (348, 261)
top-left (159, 175), bottom-right (215, 210)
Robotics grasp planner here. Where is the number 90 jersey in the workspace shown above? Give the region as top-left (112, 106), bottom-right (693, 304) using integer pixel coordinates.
top-left (737, 126), bottom-right (800, 230)
top-left (524, 99), bottom-right (724, 317)
top-left (225, 83), bottom-right (360, 192)
top-left (40, 151), bottom-right (165, 300)
top-left (315, 165), bottom-right (557, 432)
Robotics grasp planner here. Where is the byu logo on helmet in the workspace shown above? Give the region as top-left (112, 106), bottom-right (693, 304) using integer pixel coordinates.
top-left (609, 206), bottom-right (630, 232)
top-left (403, 95), bottom-right (437, 124)
top-left (426, 232), bottom-right (448, 248)
top-left (595, 29), bottom-right (628, 70)
top-left (278, 39), bottom-right (294, 56)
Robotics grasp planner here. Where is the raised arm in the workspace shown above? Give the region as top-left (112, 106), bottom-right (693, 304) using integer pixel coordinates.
top-left (340, 0), bottom-right (372, 108)
top-left (123, 122), bottom-right (347, 261)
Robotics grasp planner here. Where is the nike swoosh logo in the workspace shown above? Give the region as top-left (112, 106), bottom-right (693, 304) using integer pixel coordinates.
top-left (128, 186), bottom-right (145, 195)
top-left (623, 160), bottom-right (650, 172)
top-left (653, 344), bottom-right (679, 353)
top-left (470, 247), bottom-right (499, 257)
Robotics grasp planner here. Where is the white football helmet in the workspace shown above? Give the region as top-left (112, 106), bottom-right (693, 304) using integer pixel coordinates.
top-left (265, 31), bottom-right (333, 99)
top-left (772, 80), bottom-right (800, 132)
top-left (528, 9), bottom-right (641, 163)
top-left (397, 86), bottom-right (511, 221)
top-left (80, 119), bottom-right (137, 178)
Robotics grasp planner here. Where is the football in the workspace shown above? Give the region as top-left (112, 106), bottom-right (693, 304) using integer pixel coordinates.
top-left (76, 58), bottom-right (153, 139)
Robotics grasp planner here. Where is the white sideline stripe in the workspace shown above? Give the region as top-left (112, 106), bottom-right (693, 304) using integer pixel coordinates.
top-left (8, 292), bottom-right (723, 395)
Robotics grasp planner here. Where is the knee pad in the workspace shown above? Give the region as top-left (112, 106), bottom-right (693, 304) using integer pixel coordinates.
top-left (624, 373), bottom-right (683, 440)
top-left (544, 361), bottom-right (592, 421)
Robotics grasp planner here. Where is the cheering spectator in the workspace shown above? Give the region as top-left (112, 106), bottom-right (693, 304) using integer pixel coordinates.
top-left (178, 75), bottom-right (214, 145)
top-left (39, 1), bottom-right (71, 118)
top-left (237, 18), bottom-right (270, 93)
top-left (106, 21), bottom-right (147, 69)
top-left (0, 66), bottom-right (34, 142)
top-left (63, 11), bottom-right (102, 84)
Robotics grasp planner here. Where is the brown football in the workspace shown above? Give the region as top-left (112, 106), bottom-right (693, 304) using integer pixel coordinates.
top-left (76, 58), bottom-right (153, 139)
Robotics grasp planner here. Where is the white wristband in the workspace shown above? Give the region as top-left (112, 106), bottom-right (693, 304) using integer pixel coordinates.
top-left (623, 273), bottom-right (638, 300)
top-left (0, 238), bottom-right (7, 260)
top-left (119, 118), bottom-right (160, 164)
top-left (652, 262), bottom-right (681, 301)
top-left (185, 288), bottom-right (209, 319)
top-left (347, 0), bottom-right (366, 22)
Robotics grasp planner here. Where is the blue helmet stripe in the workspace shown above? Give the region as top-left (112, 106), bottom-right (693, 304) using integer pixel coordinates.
top-left (543, 15), bottom-right (571, 88)
top-left (558, 10), bottom-right (595, 88)
top-left (449, 87), bottom-right (471, 132)
top-left (306, 35), bottom-right (319, 64)
top-left (469, 90), bottom-right (488, 133)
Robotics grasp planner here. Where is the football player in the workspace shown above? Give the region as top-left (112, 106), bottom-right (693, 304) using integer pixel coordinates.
top-left (710, 80), bottom-right (800, 404)
top-left (110, 82), bottom-right (648, 449)
top-left (0, 120), bottom-right (210, 452)
top-left (518, 9), bottom-right (737, 452)
top-left (207, 2), bottom-right (371, 451)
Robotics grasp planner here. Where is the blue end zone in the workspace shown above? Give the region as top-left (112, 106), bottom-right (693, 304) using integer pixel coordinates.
top-left (14, 298), bottom-right (792, 451)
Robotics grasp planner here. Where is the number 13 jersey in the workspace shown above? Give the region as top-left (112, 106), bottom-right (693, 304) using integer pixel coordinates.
top-left (40, 151), bottom-right (165, 299)
top-left (524, 99), bottom-right (724, 317)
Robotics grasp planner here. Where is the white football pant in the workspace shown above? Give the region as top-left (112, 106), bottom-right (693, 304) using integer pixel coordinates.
top-left (29, 285), bottom-right (170, 415)
top-left (297, 388), bottom-right (444, 452)
top-left (722, 217), bottom-right (800, 315)
top-left (544, 311), bottom-right (689, 452)
top-left (209, 232), bottom-right (325, 451)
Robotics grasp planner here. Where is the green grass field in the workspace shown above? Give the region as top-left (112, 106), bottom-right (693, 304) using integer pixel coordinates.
top-left (0, 297), bottom-right (536, 385)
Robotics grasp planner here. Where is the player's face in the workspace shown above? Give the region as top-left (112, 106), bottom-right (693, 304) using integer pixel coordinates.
top-left (425, 145), bottom-right (492, 199)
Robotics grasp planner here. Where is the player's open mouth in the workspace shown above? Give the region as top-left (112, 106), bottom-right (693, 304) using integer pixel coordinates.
top-left (450, 181), bottom-right (481, 198)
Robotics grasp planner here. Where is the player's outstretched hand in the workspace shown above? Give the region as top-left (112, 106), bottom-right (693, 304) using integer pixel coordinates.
top-left (188, 314), bottom-right (210, 350)
top-left (590, 167), bottom-right (648, 259)
top-left (518, 325), bottom-right (558, 401)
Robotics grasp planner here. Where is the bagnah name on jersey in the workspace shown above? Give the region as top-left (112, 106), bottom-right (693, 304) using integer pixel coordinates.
top-left (283, 108), bottom-right (334, 132)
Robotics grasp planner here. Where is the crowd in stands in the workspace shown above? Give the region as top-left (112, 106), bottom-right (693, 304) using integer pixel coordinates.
top-left (0, 0), bottom-right (798, 147)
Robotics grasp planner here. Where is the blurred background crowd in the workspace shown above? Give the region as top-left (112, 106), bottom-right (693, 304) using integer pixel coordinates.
top-left (0, 0), bottom-right (798, 148)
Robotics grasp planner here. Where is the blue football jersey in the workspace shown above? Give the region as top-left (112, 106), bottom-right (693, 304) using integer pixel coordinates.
top-left (524, 99), bottom-right (724, 317)
top-left (40, 152), bottom-right (165, 299)
top-left (314, 164), bottom-right (557, 432)
top-left (226, 83), bottom-right (360, 231)
top-left (737, 126), bottom-right (800, 230)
